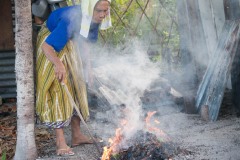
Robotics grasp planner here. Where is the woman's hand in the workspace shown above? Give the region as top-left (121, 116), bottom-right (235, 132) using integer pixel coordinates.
top-left (54, 60), bottom-right (66, 83)
top-left (42, 42), bottom-right (66, 83)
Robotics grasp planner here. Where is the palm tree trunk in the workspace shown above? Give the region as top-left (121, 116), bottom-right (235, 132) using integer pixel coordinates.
top-left (14, 0), bottom-right (37, 159)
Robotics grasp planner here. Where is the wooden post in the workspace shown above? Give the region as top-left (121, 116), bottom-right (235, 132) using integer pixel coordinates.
top-left (177, 0), bottom-right (210, 113)
top-left (198, 0), bottom-right (225, 57)
top-left (226, 0), bottom-right (240, 117)
top-left (186, 0), bottom-right (209, 76)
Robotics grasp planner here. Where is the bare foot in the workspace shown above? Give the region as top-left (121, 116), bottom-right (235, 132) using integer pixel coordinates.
top-left (56, 146), bottom-right (75, 156)
top-left (71, 133), bottom-right (94, 147)
top-left (56, 128), bottom-right (75, 156)
top-left (56, 139), bottom-right (74, 155)
top-left (71, 116), bottom-right (94, 147)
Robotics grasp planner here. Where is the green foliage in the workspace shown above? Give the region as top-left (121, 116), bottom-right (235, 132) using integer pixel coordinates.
top-left (151, 54), bottom-right (161, 62)
top-left (99, 0), bottom-right (143, 46)
top-left (112, 153), bottom-right (121, 159)
top-left (1, 150), bottom-right (6, 160)
top-left (99, 0), bottom-right (179, 64)
top-left (67, 0), bottom-right (179, 64)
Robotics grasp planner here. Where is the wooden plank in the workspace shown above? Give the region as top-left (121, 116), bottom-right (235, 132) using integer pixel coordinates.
top-left (187, 0), bottom-right (209, 71)
top-left (176, 0), bottom-right (209, 114)
top-left (210, 0), bottom-right (225, 37)
top-left (0, 0), bottom-right (15, 51)
top-left (176, 0), bottom-right (200, 114)
top-left (196, 22), bottom-right (233, 108)
top-left (176, 0), bottom-right (198, 93)
top-left (196, 20), bottom-right (240, 121)
top-left (198, 0), bottom-right (225, 57)
top-left (177, 0), bottom-right (209, 81)
top-left (224, 0), bottom-right (240, 20)
top-left (198, 0), bottom-right (218, 56)
top-left (228, 0), bottom-right (240, 116)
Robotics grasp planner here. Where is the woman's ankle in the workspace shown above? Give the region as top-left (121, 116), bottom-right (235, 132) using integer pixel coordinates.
top-left (55, 128), bottom-right (67, 147)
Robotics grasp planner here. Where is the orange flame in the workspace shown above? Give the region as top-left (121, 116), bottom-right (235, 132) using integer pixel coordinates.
top-left (101, 128), bottom-right (123, 160)
top-left (145, 111), bottom-right (170, 141)
top-left (145, 111), bottom-right (157, 124)
top-left (102, 111), bottom-right (169, 159)
top-left (101, 146), bottom-right (112, 160)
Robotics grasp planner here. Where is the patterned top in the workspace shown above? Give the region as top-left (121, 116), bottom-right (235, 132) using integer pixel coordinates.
top-left (45, 5), bottom-right (100, 52)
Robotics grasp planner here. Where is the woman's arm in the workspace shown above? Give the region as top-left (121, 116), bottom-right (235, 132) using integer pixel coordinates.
top-left (42, 42), bottom-right (66, 83)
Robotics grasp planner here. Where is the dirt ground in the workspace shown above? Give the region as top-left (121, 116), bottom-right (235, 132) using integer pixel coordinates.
top-left (1, 89), bottom-right (239, 160)
top-left (157, 105), bottom-right (240, 160)
top-left (34, 89), bottom-right (240, 160)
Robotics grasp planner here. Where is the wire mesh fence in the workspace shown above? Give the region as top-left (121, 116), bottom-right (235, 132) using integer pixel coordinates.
top-left (99, 0), bottom-right (180, 72)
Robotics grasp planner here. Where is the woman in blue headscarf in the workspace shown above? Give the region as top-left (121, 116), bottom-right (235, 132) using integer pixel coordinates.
top-left (35, 0), bottom-right (111, 156)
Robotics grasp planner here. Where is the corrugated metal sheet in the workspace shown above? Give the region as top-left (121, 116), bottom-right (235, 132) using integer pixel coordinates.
top-left (0, 0), bottom-right (16, 98)
top-left (0, 51), bottom-right (16, 98)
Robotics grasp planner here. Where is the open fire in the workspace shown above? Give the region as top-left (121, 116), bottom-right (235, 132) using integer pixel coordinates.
top-left (101, 128), bottom-right (123, 160)
top-left (101, 111), bottom-right (176, 160)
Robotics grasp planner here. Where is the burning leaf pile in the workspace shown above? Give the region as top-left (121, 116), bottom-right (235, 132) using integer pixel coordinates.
top-left (101, 111), bottom-right (181, 160)
top-left (108, 130), bottom-right (178, 160)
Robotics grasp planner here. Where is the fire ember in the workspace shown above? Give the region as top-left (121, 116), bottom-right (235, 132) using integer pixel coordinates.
top-left (100, 111), bottom-right (180, 160)
top-left (102, 130), bottom-right (178, 160)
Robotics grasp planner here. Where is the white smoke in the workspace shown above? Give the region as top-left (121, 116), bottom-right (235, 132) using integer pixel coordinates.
top-left (91, 40), bottom-right (160, 141)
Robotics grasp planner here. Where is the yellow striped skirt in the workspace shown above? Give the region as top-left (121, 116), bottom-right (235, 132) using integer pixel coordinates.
top-left (36, 25), bottom-right (89, 123)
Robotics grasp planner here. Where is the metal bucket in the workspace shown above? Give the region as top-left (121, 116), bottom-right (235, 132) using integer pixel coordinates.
top-left (32, 0), bottom-right (50, 21)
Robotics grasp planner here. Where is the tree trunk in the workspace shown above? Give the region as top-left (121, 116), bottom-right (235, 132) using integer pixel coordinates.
top-left (14, 0), bottom-right (37, 159)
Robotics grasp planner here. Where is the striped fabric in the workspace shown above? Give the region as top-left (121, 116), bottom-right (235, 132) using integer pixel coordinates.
top-left (43, 110), bottom-right (78, 128)
top-left (36, 24), bottom-right (89, 127)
